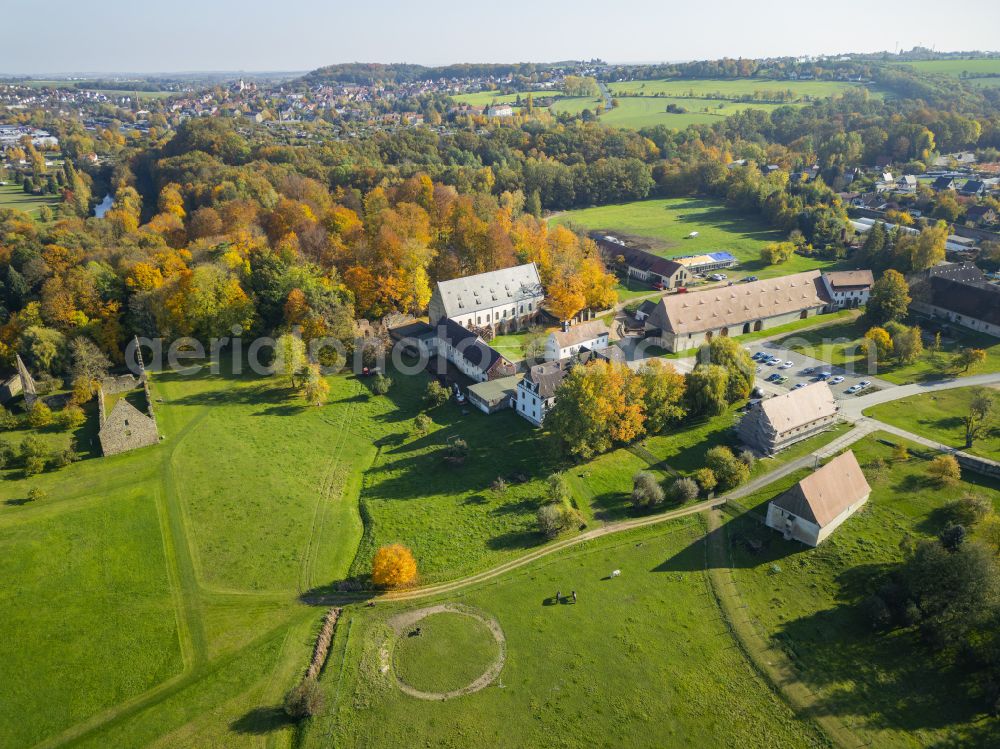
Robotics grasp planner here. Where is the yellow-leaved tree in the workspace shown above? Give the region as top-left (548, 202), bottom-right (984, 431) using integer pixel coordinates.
top-left (371, 544), bottom-right (417, 588)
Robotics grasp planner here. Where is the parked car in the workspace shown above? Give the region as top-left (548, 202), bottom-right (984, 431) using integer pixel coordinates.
top-left (845, 384), bottom-right (861, 394)
top-left (774, 375), bottom-right (789, 384)
top-left (752, 351), bottom-right (767, 361)
top-left (830, 375), bottom-right (845, 384)
top-left (743, 275), bottom-right (758, 282)
top-left (858, 380), bottom-right (872, 389)
top-left (815, 371), bottom-right (832, 380)
top-left (766, 373), bottom-right (782, 382)
top-left (802, 366), bottom-right (815, 375)
top-left (792, 382), bottom-right (807, 390)
top-left (779, 361), bottom-right (794, 369)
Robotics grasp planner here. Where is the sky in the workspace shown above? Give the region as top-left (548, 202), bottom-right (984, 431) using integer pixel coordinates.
top-left (3, 0), bottom-right (1000, 75)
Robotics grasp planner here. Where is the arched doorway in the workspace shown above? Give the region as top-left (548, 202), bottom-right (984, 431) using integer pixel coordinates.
top-left (720, 327), bottom-right (729, 337)
top-left (742, 322), bottom-right (751, 334)
top-left (753, 320), bottom-right (763, 332)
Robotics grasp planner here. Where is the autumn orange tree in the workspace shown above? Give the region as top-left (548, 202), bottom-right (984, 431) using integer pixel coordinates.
top-left (371, 544), bottom-right (418, 588)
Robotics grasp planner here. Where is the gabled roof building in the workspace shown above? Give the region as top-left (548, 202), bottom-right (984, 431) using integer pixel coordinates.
top-left (738, 381), bottom-right (839, 454)
top-left (427, 263), bottom-right (543, 331)
top-left (765, 450), bottom-right (871, 546)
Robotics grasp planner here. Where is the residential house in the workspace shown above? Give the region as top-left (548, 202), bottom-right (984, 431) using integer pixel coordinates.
top-left (486, 104), bottom-right (514, 117)
top-left (961, 179), bottom-right (987, 197)
top-left (432, 318), bottom-right (516, 383)
top-left (966, 205), bottom-right (997, 226)
top-left (737, 381), bottom-right (839, 455)
top-left (673, 252), bottom-right (738, 274)
top-left (821, 270), bottom-right (874, 309)
top-left (516, 359), bottom-right (570, 426)
top-left (646, 271), bottom-right (832, 353)
top-left (427, 263), bottom-right (543, 331)
top-left (765, 450), bottom-right (871, 546)
top-left (544, 320), bottom-right (611, 361)
top-left (896, 175), bottom-right (918, 192)
top-left (908, 263), bottom-right (1000, 338)
top-left (633, 299), bottom-right (657, 322)
top-left (931, 176), bottom-right (956, 191)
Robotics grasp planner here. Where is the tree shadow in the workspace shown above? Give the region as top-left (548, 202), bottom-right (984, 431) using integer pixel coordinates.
top-left (229, 706), bottom-right (293, 735)
top-left (486, 528), bottom-right (543, 551)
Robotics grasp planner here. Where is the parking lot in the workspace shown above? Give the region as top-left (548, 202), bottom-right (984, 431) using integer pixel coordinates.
top-left (744, 340), bottom-right (897, 400)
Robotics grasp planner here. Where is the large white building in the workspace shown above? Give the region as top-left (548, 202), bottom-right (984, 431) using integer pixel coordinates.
top-left (765, 450), bottom-right (871, 546)
top-left (544, 320), bottom-right (610, 361)
top-left (821, 270), bottom-right (874, 309)
top-left (427, 263), bottom-right (544, 332)
top-left (516, 359), bottom-right (569, 426)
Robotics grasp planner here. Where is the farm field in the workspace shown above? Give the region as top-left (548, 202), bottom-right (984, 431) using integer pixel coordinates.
top-left (553, 197), bottom-right (841, 279)
top-left (305, 519), bottom-right (829, 749)
top-left (777, 320), bottom-right (1000, 383)
top-left (607, 78), bottom-right (873, 100)
top-left (724, 433), bottom-right (1000, 747)
top-left (0, 182), bottom-right (61, 218)
top-left (893, 58), bottom-right (1000, 87)
top-left (865, 386), bottom-right (1000, 461)
top-left (549, 95), bottom-right (786, 130)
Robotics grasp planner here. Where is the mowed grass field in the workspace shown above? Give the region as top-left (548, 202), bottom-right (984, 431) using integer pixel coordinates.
top-left (550, 95), bottom-right (787, 130)
top-left (893, 58), bottom-right (1000, 87)
top-left (307, 519), bottom-right (829, 749)
top-left (552, 197), bottom-right (841, 280)
top-left (0, 182), bottom-right (61, 218)
top-left (607, 78), bottom-right (872, 100)
top-left (724, 434), bottom-right (1000, 747)
top-left (865, 386), bottom-right (1000, 461)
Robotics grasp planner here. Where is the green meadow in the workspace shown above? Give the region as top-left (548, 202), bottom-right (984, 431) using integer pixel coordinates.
top-left (724, 434), bottom-right (1000, 747)
top-left (0, 182), bottom-right (61, 219)
top-left (553, 197), bottom-right (840, 279)
top-left (549, 95), bottom-right (787, 130)
top-left (607, 78), bottom-right (872, 100)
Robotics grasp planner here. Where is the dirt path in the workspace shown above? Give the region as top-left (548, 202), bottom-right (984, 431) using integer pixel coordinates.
top-left (383, 604), bottom-right (506, 700)
top-left (703, 508), bottom-right (866, 749)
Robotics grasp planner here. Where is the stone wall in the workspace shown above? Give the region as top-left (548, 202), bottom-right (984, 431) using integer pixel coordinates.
top-left (97, 380), bottom-right (160, 457)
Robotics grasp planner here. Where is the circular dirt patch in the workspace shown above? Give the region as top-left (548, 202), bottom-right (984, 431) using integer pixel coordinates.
top-left (386, 604), bottom-right (505, 700)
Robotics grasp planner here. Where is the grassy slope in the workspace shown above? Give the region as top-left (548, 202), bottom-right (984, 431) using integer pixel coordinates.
top-left (393, 611), bottom-right (500, 693)
top-left (607, 78), bottom-right (870, 99)
top-left (550, 95), bottom-right (786, 130)
top-left (727, 433), bottom-right (1000, 748)
top-left (865, 386), bottom-right (1000, 461)
top-left (552, 197), bottom-right (841, 280)
top-left (310, 519), bottom-right (828, 749)
top-left (893, 58), bottom-right (1000, 86)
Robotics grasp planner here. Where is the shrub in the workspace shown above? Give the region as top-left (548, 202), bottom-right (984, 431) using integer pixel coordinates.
top-left (24, 455), bottom-right (46, 476)
top-left (693, 468), bottom-right (717, 494)
top-left (944, 495), bottom-right (992, 526)
top-left (27, 402), bottom-right (53, 429)
top-left (546, 473), bottom-right (571, 505)
top-left (413, 412), bottom-right (432, 435)
top-left (0, 439), bottom-right (13, 469)
top-left (705, 446), bottom-right (750, 490)
top-left (670, 477), bottom-right (699, 503)
top-left (53, 445), bottom-right (80, 468)
top-left (891, 443), bottom-right (909, 462)
top-left (0, 407), bottom-right (19, 430)
top-left (20, 434), bottom-right (47, 462)
top-left (537, 502), bottom-right (581, 539)
top-left (928, 454), bottom-right (961, 486)
top-left (737, 449), bottom-right (756, 469)
top-left (371, 373), bottom-right (392, 395)
top-left (56, 405), bottom-right (85, 430)
top-left (424, 380), bottom-right (450, 408)
top-left (631, 471), bottom-right (665, 508)
top-left (27, 486), bottom-right (46, 502)
top-left (283, 679), bottom-right (324, 720)
top-left (491, 476), bottom-right (508, 494)
top-left (371, 544), bottom-right (417, 588)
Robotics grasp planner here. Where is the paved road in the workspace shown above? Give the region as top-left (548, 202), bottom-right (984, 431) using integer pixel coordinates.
top-left (842, 371), bottom-right (1000, 419)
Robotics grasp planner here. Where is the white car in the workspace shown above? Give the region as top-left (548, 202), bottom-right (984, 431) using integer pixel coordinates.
top-left (792, 382), bottom-right (807, 390)
top-left (845, 384), bottom-right (861, 394)
top-left (858, 380), bottom-right (872, 389)
top-left (779, 361), bottom-right (794, 369)
top-left (830, 375), bottom-right (845, 384)
top-left (709, 273), bottom-right (724, 281)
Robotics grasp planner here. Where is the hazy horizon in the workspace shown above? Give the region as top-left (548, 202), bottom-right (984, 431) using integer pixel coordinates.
top-left (2, 0), bottom-right (999, 75)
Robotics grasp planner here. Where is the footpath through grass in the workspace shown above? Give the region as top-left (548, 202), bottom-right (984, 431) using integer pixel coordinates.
top-left (722, 433), bottom-right (1000, 748)
top-left (309, 519), bottom-right (829, 749)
